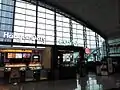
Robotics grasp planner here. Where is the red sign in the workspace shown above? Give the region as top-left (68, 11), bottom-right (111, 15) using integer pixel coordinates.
top-left (85, 48), bottom-right (91, 54)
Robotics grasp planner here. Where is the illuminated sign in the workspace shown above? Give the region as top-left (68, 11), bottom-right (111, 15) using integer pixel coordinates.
top-left (58, 39), bottom-right (81, 46)
top-left (3, 32), bottom-right (45, 43)
top-left (5, 64), bottom-right (26, 67)
top-left (85, 48), bottom-right (91, 54)
top-left (0, 49), bottom-right (32, 53)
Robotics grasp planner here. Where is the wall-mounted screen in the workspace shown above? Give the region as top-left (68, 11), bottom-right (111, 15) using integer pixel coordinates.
top-left (23, 53), bottom-right (31, 58)
top-left (16, 53), bottom-right (22, 58)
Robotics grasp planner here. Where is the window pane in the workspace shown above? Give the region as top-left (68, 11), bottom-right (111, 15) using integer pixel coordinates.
top-left (46, 9), bottom-right (54, 14)
top-left (56, 16), bottom-right (62, 21)
top-left (26, 10), bottom-right (36, 16)
top-left (63, 17), bottom-right (69, 23)
top-left (77, 30), bottom-right (83, 34)
top-left (26, 3), bottom-right (36, 10)
top-left (77, 24), bottom-right (83, 29)
top-left (63, 33), bottom-right (70, 38)
top-left (38, 18), bottom-right (45, 23)
top-left (46, 30), bottom-right (54, 36)
top-left (38, 24), bottom-right (45, 29)
top-left (26, 16), bottom-right (36, 22)
top-left (16, 1), bottom-right (26, 8)
top-left (38, 12), bottom-right (45, 18)
top-left (26, 22), bottom-right (36, 27)
top-left (57, 21), bottom-right (62, 26)
top-left (14, 26), bottom-right (24, 32)
top-left (25, 27), bottom-right (35, 34)
top-left (46, 36), bottom-right (54, 41)
top-left (56, 26), bottom-right (62, 31)
top-left (46, 14), bottom-right (54, 20)
top-left (46, 25), bottom-right (54, 30)
top-left (37, 29), bottom-right (45, 35)
top-left (38, 7), bottom-right (45, 12)
top-left (63, 22), bottom-right (69, 27)
top-left (46, 19), bottom-right (54, 25)
top-left (15, 7), bottom-right (25, 14)
top-left (57, 31), bottom-right (62, 37)
top-left (14, 20), bottom-right (25, 26)
top-left (15, 13), bottom-right (25, 20)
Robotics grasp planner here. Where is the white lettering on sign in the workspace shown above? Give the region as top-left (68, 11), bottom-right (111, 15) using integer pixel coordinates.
top-left (3, 32), bottom-right (45, 43)
top-left (58, 39), bottom-right (81, 46)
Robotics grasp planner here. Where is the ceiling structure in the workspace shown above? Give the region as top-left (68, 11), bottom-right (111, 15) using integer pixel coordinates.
top-left (37, 0), bottom-right (119, 40)
top-left (24, 0), bottom-right (120, 40)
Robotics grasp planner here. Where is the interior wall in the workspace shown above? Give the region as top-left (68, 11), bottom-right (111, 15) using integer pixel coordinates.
top-left (42, 47), bottom-right (52, 69)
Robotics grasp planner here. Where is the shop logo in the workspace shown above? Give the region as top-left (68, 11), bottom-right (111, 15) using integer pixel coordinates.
top-left (58, 39), bottom-right (81, 46)
top-left (3, 32), bottom-right (45, 43)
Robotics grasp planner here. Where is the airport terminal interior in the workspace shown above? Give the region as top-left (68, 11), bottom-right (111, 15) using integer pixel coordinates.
top-left (0, 0), bottom-right (120, 90)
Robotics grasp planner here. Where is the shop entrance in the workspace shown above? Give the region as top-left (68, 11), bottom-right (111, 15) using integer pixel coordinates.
top-left (51, 46), bottom-right (85, 80)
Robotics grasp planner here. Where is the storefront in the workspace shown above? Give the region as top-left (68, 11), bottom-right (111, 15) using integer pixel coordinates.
top-left (0, 45), bottom-right (85, 82)
top-left (0, 47), bottom-right (51, 83)
top-left (50, 46), bottom-right (85, 80)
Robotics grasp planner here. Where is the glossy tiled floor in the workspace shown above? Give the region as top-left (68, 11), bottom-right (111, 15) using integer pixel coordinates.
top-left (0, 73), bottom-right (120, 90)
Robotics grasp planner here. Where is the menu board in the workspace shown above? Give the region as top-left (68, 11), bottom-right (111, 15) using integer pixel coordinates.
top-left (23, 53), bottom-right (31, 58)
top-left (8, 53), bottom-right (22, 58)
top-left (16, 53), bottom-right (22, 58)
top-left (8, 53), bottom-right (16, 58)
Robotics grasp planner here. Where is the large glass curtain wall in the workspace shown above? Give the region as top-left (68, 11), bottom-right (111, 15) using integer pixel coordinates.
top-left (56, 13), bottom-right (71, 46)
top-left (14, 0), bottom-right (36, 44)
top-left (0, 0), bottom-right (105, 60)
top-left (86, 28), bottom-right (105, 61)
top-left (37, 6), bottom-right (54, 45)
top-left (0, 0), bottom-right (14, 43)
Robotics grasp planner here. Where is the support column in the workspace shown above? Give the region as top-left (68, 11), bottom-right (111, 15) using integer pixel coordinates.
top-left (105, 40), bottom-right (110, 57)
top-left (83, 26), bottom-right (87, 48)
top-left (50, 46), bottom-right (58, 80)
top-left (11, 0), bottom-right (16, 47)
top-left (54, 9), bottom-right (57, 45)
top-left (69, 19), bottom-right (73, 45)
top-left (35, 0), bottom-right (38, 48)
top-left (95, 33), bottom-right (100, 61)
top-left (83, 26), bottom-right (87, 60)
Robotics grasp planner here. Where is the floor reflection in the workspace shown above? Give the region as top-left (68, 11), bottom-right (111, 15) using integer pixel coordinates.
top-left (75, 73), bottom-right (120, 90)
top-left (75, 74), bottom-right (103, 90)
top-left (0, 73), bottom-right (120, 90)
